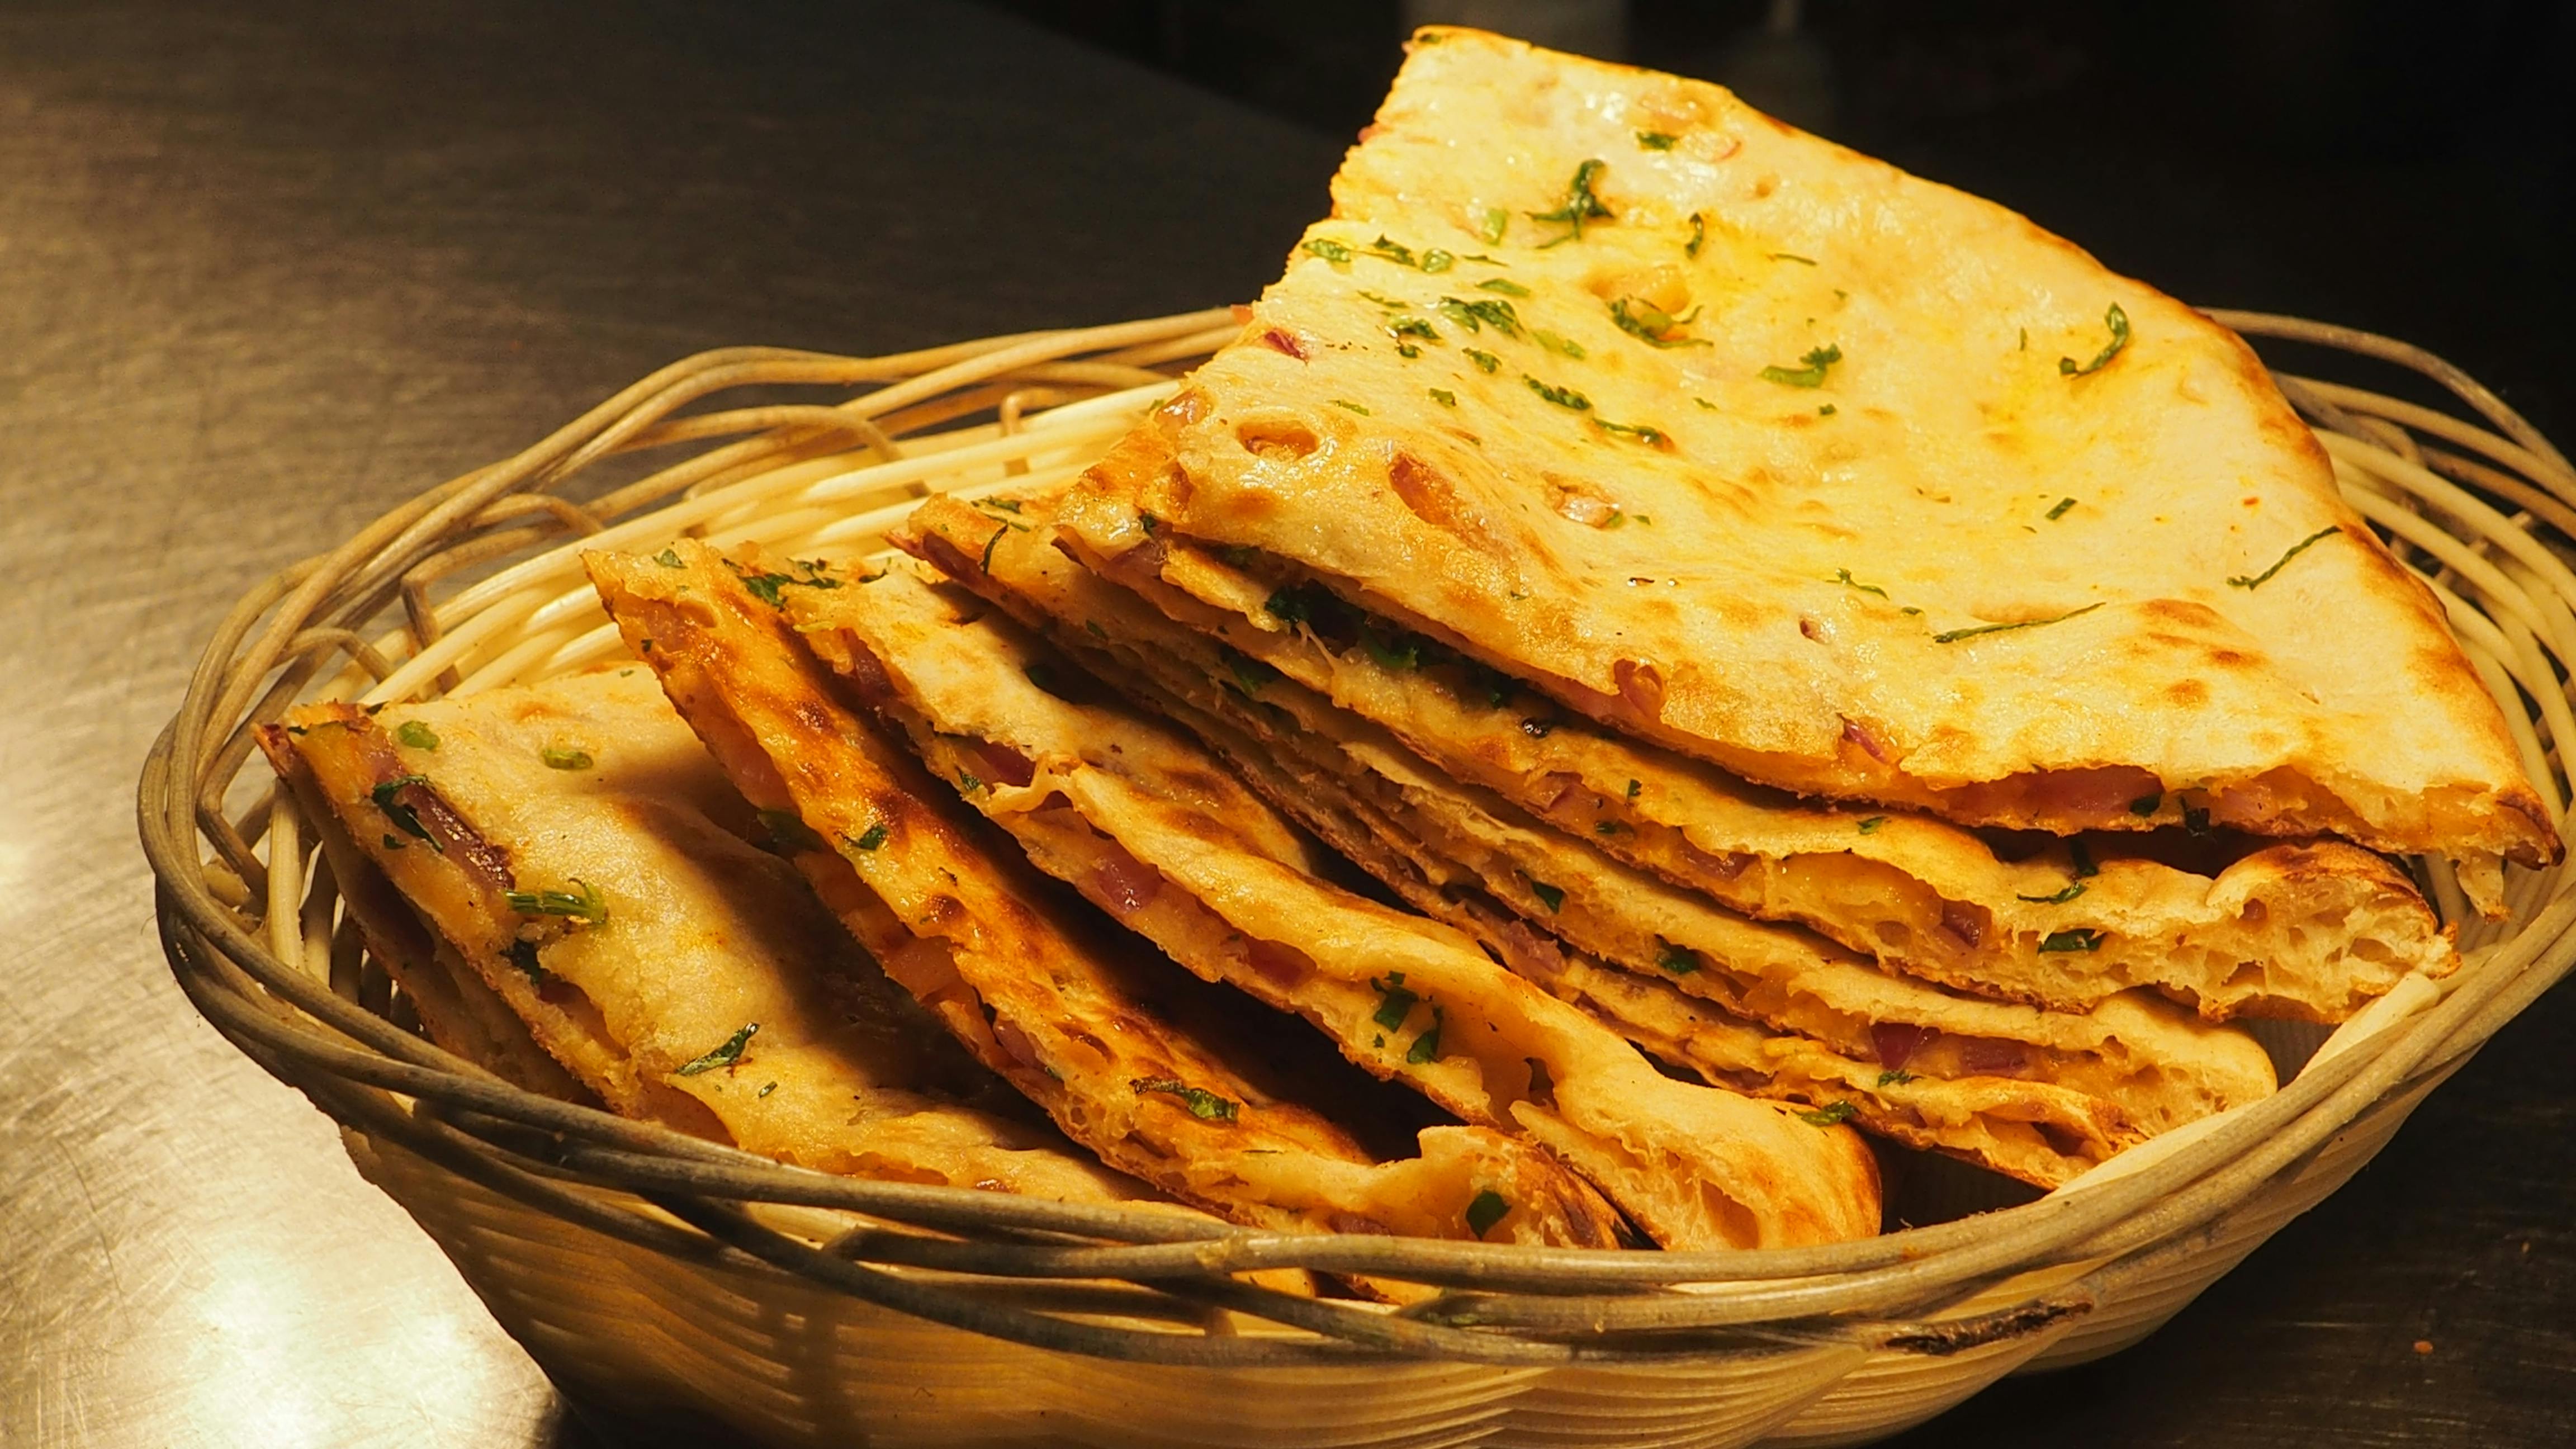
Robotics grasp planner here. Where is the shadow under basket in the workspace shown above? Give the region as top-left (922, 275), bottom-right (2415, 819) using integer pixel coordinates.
top-left (141, 306), bottom-right (2576, 1448)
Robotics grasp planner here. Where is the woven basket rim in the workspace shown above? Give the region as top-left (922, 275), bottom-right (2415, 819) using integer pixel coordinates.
top-left (138, 305), bottom-right (2576, 1367)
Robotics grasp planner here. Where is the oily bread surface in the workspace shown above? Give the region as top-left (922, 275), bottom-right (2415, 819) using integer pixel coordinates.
top-left (1054, 27), bottom-right (2551, 874)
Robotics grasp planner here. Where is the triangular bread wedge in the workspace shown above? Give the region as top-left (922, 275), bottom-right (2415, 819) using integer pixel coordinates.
top-left (783, 554), bottom-right (1882, 1247)
top-left (587, 543), bottom-right (1626, 1250)
top-left (1038, 506), bottom-right (2453, 1024)
top-left (259, 669), bottom-right (1147, 1205)
top-left (901, 495), bottom-right (2273, 1186)
top-left (1052, 27), bottom-right (2555, 898)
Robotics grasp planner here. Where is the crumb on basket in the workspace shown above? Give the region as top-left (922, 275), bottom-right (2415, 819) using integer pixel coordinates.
top-left (2413, 1339), bottom-right (2435, 1355)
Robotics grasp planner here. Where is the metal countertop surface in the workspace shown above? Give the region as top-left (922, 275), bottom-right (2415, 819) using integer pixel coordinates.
top-left (1, 2), bottom-right (2568, 1445)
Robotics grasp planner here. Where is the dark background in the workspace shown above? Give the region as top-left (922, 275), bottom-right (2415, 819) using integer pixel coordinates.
top-left (1, 1), bottom-right (2569, 1445)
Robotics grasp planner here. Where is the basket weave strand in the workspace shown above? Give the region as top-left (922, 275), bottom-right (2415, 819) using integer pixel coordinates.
top-left (139, 307), bottom-right (2576, 1433)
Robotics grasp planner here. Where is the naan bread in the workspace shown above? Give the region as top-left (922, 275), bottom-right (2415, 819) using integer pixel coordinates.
top-left (1050, 27), bottom-right (2555, 894)
top-left (1040, 507), bottom-right (2452, 1024)
top-left (587, 543), bottom-right (1625, 1249)
top-left (261, 669), bottom-right (1147, 1205)
top-left (901, 495), bottom-right (2271, 1186)
top-left (787, 556), bottom-right (1882, 1247)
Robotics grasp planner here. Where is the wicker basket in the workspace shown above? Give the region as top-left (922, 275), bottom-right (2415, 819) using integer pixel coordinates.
top-left (140, 306), bottom-right (2576, 1448)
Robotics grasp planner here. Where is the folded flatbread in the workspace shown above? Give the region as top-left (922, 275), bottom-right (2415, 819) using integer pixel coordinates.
top-left (1050, 27), bottom-right (2556, 904)
top-left (1033, 505), bottom-right (2453, 1024)
top-left (903, 493), bottom-right (2274, 1186)
top-left (259, 669), bottom-right (1147, 1205)
top-left (782, 552), bottom-right (1883, 1246)
top-left (586, 543), bottom-right (1626, 1249)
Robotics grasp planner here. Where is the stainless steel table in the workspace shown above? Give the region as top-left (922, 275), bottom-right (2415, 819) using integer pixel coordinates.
top-left (2, 3), bottom-right (2568, 1444)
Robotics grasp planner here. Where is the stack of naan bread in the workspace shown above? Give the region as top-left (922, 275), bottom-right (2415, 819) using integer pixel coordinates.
top-left (262, 30), bottom-right (2555, 1265)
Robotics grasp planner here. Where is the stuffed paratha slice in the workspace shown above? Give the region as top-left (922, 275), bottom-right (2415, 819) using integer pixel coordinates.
top-left (261, 668), bottom-right (1146, 1204)
top-left (1050, 28), bottom-right (2555, 897)
top-left (587, 543), bottom-right (1624, 1249)
top-left (785, 557), bottom-right (1881, 1249)
top-left (902, 502), bottom-right (2265, 1186)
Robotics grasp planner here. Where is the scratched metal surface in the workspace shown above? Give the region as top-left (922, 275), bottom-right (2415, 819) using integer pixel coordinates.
top-left (0, 2), bottom-right (2566, 1446)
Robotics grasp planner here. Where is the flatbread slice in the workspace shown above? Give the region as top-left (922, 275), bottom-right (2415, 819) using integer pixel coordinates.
top-left (260, 669), bottom-right (1146, 1204)
top-left (1036, 504), bottom-right (2452, 1024)
top-left (1050, 27), bottom-right (2555, 894)
top-left (901, 499), bottom-right (2270, 1186)
top-left (785, 556), bottom-right (1882, 1248)
top-left (586, 543), bottom-right (1626, 1249)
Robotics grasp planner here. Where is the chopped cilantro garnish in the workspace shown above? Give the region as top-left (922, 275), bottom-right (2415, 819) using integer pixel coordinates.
top-left (541, 746), bottom-right (593, 771)
top-left (1476, 277), bottom-right (1530, 296)
top-left (1435, 296), bottom-right (1521, 337)
top-left (1858, 817), bottom-right (1887, 834)
top-left (1370, 970), bottom-right (1418, 1031)
top-left (1132, 1077), bottom-right (1239, 1121)
top-left (1529, 159), bottom-right (1613, 247)
top-left (1327, 399), bottom-right (1371, 415)
top-left (1465, 1187), bottom-right (1512, 1238)
top-left (733, 558), bottom-right (839, 609)
top-left (757, 807), bottom-right (822, 853)
top-left (1759, 343), bottom-right (1842, 388)
top-left (2039, 928), bottom-right (2105, 953)
top-left (2059, 303), bottom-right (2131, 377)
top-left (2228, 527), bottom-right (2340, 590)
top-left (1819, 404), bottom-right (1838, 416)
top-left (676, 1022), bottom-right (758, 1076)
top-left (1635, 130), bottom-right (1678, 150)
top-left (506, 938), bottom-right (548, 986)
top-left (1365, 235), bottom-right (1417, 267)
top-left (1428, 387), bottom-right (1457, 407)
top-left (1388, 316), bottom-right (1438, 342)
top-left (1609, 296), bottom-right (1711, 349)
top-left (1359, 625), bottom-right (1420, 671)
top-left (956, 770), bottom-right (984, 794)
top-left (1406, 1007), bottom-right (1444, 1064)
top-left (1531, 329), bottom-right (1585, 359)
top-left (1625, 779), bottom-right (1641, 799)
top-left (1138, 513), bottom-right (1159, 535)
top-left (504, 878), bottom-right (608, 926)
top-left (1479, 207), bottom-right (1508, 244)
top-left (1770, 252), bottom-right (1818, 266)
top-left (1877, 1069), bottom-right (1917, 1087)
top-left (395, 720), bottom-right (439, 751)
top-left (370, 775), bottom-right (440, 850)
top-left (1524, 375), bottom-right (1592, 411)
top-left (381, 834), bottom-right (404, 851)
top-left (2045, 496), bottom-right (2078, 521)
top-left (1596, 820), bottom-right (1630, 835)
top-left (1594, 420), bottom-right (1668, 447)
top-left (1655, 939), bottom-right (1698, 975)
top-left (757, 1081), bottom-right (777, 1098)
top-left (979, 524), bottom-right (1009, 573)
top-left (1830, 568), bottom-right (1889, 598)
top-left (1799, 1101), bottom-right (1859, 1126)
top-left (1421, 248), bottom-right (1454, 273)
top-left (1221, 649), bottom-right (1279, 697)
top-left (2016, 883), bottom-right (2088, 905)
top-left (849, 822), bottom-right (889, 852)
top-left (1684, 212), bottom-right (1706, 259)
top-left (1931, 602), bottom-right (2104, 645)
top-left (1527, 878), bottom-right (1566, 912)
top-left (2070, 840), bottom-right (2099, 879)
top-left (1303, 238), bottom-right (1354, 264)
top-left (653, 547), bottom-right (684, 568)
top-left (1463, 348), bottom-right (1500, 373)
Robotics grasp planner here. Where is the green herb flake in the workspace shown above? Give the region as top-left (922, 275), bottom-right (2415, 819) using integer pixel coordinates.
top-left (1420, 248), bottom-right (1454, 273)
top-left (2228, 527), bottom-right (2341, 590)
top-left (1138, 513), bottom-right (1160, 535)
top-left (849, 822), bottom-right (890, 852)
top-left (506, 938), bottom-right (548, 986)
top-left (757, 1081), bottom-right (777, 1098)
top-left (1635, 130), bottom-right (1678, 150)
top-left (1759, 343), bottom-right (1843, 388)
top-left (757, 807), bottom-right (823, 853)
top-left (1406, 1007), bottom-right (1445, 1064)
top-left (1436, 296), bottom-right (1521, 337)
top-left (1327, 399), bottom-right (1372, 415)
top-left (1222, 649), bottom-right (1280, 697)
top-left (1595, 820), bottom-right (1630, 835)
top-left (1525, 375), bottom-right (1592, 411)
top-left (676, 1022), bottom-right (759, 1076)
top-left (370, 775), bottom-right (441, 850)
top-left (2039, 928), bottom-right (2106, 953)
top-left (2017, 883), bottom-right (2089, 905)
top-left (653, 547), bottom-right (685, 568)
top-left (1931, 602), bottom-right (2104, 645)
top-left (1365, 235), bottom-right (1417, 267)
top-left (395, 720), bottom-right (439, 751)
top-left (1303, 238), bottom-right (1354, 265)
top-left (2019, 327), bottom-right (2029, 352)
top-left (2045, 496), bottom-right (2078, 521)
top-left (1463, 348), bottom-right (1500, 374)
top-left (1359, 626), bottom-right (1420, 672)
top-left (1131, 1077), bottom-right (1239, 1121)
top-left (1798, 1101), bottom-right (1859, 1127)
top-left (1684, 212), bottom-right (1706, 259)
top-left (503, 878), bottom-right (608, 926)
top-left (1877, 1069), bottom-right (1917, 1087)
top-left (956, 770), bottom-right (985, 794)
top-left (1370, 971), bottom-right (1418, 1031)
top-left (1594, 419), bottom-right (1669, 447)
top-left (2059, 303), bottom-right (2132, 377)
top-left (1655, 939), bottom-right (1698, 975)
top-left (1528, 878), bottom-right (1567, 912)
top-left (1388, 316), bottom-right (1439, 342)
top-left (1769, 252), bottom-right (1819, 266)
top-left (1819, 404), bottom-right (1838, 416)
top-left (2129, 793), bottom-right (2162, 817)
top-left (1858, 817), bottom-right (1887, 834)
top-left (733, 558), bottom-right (841, 609)
top-left (541, 746), bottom-right (594, 771)
top-left (1463, 1187), bottom-right (1513, 1238)
top-left (1831, 568), bottom-right (1889, 599)
top-left (980, 524), bottom-right (1010, 574)
top-left (1625, 779), bottom-right (1641, 799)
top-left (1479, 207), bottom-right (1508, 244)
top-left (2070, 840), bottom-right (2099, 879)
top-left (1528, 159), bottom-right (1613, 247)
top-left (1476, 277), bottom-right (1530, 296)
top-left (381, 834), bottom-right (405, 851)
top-left (1532, 329), bottom-right (1585, 359)
top-left (1609, 296), bottom-right (1711, 349)
top-left (1428, 387), bottom-right (1458, 407)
